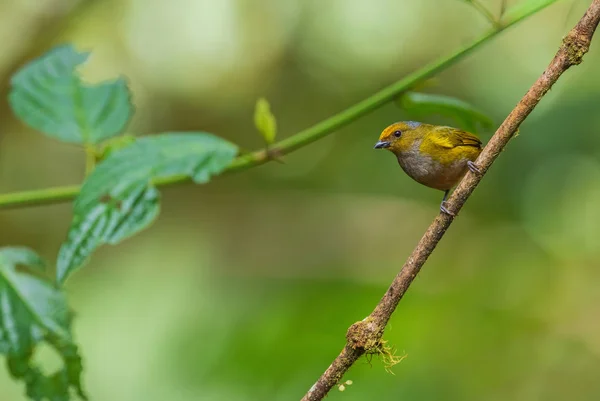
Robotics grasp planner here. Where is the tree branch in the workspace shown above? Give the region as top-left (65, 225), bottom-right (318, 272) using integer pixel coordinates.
top-left (0, 1), bottom-right (557, 210)
top-left (300, 1), bottom-right (600, 400)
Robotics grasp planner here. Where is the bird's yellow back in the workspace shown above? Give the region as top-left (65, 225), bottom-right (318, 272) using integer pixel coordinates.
top-left (419, 125), bottom-right (482, 166)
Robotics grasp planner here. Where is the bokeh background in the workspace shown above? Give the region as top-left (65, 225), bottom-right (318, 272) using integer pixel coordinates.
top-left (1, 0), bottom-right (600, 400)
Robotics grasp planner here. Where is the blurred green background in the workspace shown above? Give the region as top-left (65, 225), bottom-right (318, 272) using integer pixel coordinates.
top-left (2, 0), bottom-right (600, 400)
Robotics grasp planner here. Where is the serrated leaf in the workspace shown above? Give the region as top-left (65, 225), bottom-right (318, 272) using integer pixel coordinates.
top-left (398, 91), bottom-right (493, 133)
top-left (57, 132), bottom-right (238, 283)
top-left (501, 0), bottom-right (561, 23)
top-left (254, 97), bottom-right (277, 144)
top-left (9, 44), bottom-right (132, 145)
top-left (0, 247), bottom-right (86, 401)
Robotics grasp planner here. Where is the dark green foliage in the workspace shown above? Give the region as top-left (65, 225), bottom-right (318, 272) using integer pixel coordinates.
top-left (398, 91), bottom-right (493, 134)
top-left (0, 247), bottom-right (86, 401)
top-left (57, 133), bottom-right (238, 283)
top-left (9, 44), bottom-right (132, 145)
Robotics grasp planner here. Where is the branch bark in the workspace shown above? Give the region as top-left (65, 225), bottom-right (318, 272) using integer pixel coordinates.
top-left (301, 1), bottom-right (600, 400)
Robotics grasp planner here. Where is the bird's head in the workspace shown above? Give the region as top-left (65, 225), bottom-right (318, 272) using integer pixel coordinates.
top-left (374, 121), bottom-right (424, 155)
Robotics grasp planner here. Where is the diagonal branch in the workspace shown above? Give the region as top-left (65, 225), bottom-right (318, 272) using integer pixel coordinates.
top-left (0, 0), bottom-right (558, 210)
top-left (300, 1), bottom-right (600, 400)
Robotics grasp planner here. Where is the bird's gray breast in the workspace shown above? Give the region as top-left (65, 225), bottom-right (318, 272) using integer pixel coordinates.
top-left (396, 140), bottom-right (467, 190)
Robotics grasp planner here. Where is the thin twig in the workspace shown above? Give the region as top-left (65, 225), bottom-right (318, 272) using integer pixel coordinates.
top-left (469, 0), bottom-right (502, 27)
top-left (500, 0), bottom-right (507, 19)
top-left (300, 1), bottom-right (600, 400)
top-left (0, 1), bottom-right (558, 211)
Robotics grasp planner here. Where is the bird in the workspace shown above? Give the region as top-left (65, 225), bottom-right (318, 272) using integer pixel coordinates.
top-left (374, 121), bottom-right (482, 215)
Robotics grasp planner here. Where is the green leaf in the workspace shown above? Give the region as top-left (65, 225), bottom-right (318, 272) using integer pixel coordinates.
top-left (9, 44), bottom-right (133, 145)
top-left (254, 97), bottom-right (277, 144)
top-left (0, 247), bottom-right (86, 401)
top-left (398, 91), bottom-right (493, 133)
top-left (95, 134), bottom-right (137, 162)
top-left (57, 132), bottom-right (238, 283)
top-left (501, 0), bottom-right (561, 23)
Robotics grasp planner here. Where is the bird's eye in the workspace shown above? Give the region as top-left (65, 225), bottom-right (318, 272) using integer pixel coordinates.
top-left (393, 130), bottom-right (402, 138)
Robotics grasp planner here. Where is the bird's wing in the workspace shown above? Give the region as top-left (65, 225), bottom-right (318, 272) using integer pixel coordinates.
top-left (428, 126), bottom-right (482, 149)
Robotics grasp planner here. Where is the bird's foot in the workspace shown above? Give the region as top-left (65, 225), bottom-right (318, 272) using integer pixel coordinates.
top-left (467, 161), bottom-right (482, 174)
top-left (440, 202), bottom-right (455, 216)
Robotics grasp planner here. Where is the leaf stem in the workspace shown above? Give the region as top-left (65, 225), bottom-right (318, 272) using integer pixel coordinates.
top-left (84, 145), bottom-right (96, 176)
top-left (470, 0), bottom-right (501, 27)
top-left (0, 1), bottom-right (557, 211)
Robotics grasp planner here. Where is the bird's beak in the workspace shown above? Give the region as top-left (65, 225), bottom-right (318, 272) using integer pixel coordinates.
top-left (374, 141), bottom-right (391, 149)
